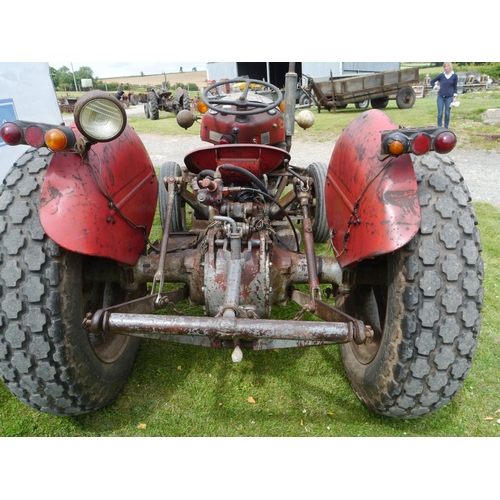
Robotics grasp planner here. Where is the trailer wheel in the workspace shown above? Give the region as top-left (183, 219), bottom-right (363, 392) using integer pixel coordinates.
top-left (307, 162), bottom-right (329, 243)
top-left (159, 161), bottom-right (185, 232)
top-left (148, 91), bottom-right (159, 120)
top-left (299, 94), bottom-right (311, 107)
top-left (0, 149), bottom-right (142, 416)
top-left (337, 152), bottom-right (483, 419)
top-left (396, 86), bottom-right (416, 109)
top-left (370, 97), bottom-right (389, 109)
top-left (355, 100), bottom-right (369, 109)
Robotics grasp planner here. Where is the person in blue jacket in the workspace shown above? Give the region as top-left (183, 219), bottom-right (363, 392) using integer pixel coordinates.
top-left (430, 62), bottom-right (458, 128)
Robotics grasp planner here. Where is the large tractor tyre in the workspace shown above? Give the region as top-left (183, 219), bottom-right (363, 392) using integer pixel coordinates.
top-left (147, 91), bottom-right (159, 120)
top-left (396, 86), bottom-right (416, 109)
top-left (370, 97), bottom-right (389, 109)
top-left (307, 161), bottom-right (330, 243)
top-left (0, 149), bottom-right (142, 416)
top-left (181, 93), bottom-right (191, 111)
top-left (159, 161), bottom-right (185, 232)
top-left (337, 152), bottom-right (483, 419)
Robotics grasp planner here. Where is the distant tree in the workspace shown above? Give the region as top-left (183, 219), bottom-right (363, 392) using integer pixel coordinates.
top-left (141, 71), bottom-right (144, 76)
top-left (192, 67), bottom-right (197, 72)
top-left (173, 82), bottom-right (200, 91)
top-left (180, 66), bottom-right (183, 73)
top-left (54, 65), bottom-right (76, 91)
top-left (49, 66), bottom-right (59, 88)
top-left (75, 66), bottom-right (94, 82)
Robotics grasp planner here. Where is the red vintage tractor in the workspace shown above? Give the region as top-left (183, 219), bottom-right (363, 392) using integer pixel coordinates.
top-left (0, 67), bottom-right (483, 419)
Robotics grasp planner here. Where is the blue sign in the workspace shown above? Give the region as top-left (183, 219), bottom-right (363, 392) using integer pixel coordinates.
top-left (0, 99), bottom-right (18, 147)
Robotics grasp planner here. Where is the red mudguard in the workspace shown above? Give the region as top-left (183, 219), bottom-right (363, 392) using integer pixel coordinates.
top-left (326, 110), bottom-right (420, 267)
top-left (40, 124), bottom-right (158, 266)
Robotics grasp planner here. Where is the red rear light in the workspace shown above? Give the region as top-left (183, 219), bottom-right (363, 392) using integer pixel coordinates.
top-left (411, 133), bottom-right (432, 155)
top-left (434, 131), bottom-right (456, 154)
top-left (382, 127), bottom-right (458, 157)
top-left (0, 122), bottom-right (23, 145)
top-left (25, 126), bottom-right (46, 147)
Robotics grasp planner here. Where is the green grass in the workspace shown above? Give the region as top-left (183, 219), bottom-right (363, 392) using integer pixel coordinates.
top-left (290, 88), bottom-right (500, 151)
top-left (1, 202), bottom-right (499, 437)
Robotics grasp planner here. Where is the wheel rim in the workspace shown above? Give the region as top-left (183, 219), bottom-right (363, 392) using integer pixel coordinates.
top-left (343, 258), bottom-right (389, 365)
top-left (83, 269), bottom-right (131, 364)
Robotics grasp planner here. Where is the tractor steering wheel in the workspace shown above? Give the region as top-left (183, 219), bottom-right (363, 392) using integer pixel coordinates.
top-left (202, 77), bottom-right (283, 116)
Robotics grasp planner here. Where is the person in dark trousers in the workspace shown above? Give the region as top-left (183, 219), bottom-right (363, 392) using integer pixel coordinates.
top-left (430, 62), bottom-right (458, 128)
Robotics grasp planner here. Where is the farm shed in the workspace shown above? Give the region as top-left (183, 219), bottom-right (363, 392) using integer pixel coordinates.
top-left (206, 62), bottom-right (401, 88)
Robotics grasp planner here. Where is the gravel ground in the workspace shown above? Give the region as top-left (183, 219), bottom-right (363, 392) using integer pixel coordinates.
top-left (65, 105), bottom-right (500, 207)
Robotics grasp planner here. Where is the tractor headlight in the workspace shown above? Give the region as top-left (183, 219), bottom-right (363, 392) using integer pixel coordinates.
top-left (74, 90), bottom-right (126, 143)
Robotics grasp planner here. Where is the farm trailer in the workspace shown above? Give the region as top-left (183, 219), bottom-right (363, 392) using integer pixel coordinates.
top-left (305, 67), bottom-right (420, 111)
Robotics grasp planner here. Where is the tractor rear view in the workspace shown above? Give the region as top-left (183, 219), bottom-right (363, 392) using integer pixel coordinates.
top-left (0, 63), bottom-right (483, 420)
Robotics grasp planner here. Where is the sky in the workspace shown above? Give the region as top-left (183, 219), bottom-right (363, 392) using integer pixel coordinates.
top-left (48, 62), bottom-right (207, 79)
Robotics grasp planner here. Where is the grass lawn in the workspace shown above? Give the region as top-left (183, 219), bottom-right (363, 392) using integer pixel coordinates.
top-left (1, 197), bottom-right (498, 438)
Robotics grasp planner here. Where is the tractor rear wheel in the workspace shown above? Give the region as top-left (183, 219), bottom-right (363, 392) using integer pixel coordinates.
top-left (0, 149), bottom-right (141, 416)
top-left (337, 152), bottom-right (483, 418)
top-left (181, 93), bottom-right (191, 111)
top-left (148, 91), bottom-right (159, 120)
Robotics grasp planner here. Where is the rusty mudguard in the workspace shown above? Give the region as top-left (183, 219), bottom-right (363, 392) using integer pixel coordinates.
top-left (40, 124), bottom-right (158, 266)
top-left (325, 110), bottom-right (421, 267)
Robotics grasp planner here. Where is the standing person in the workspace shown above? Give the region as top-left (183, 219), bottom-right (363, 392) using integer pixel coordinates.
top-left (430, 63), bottom-right (458, 128)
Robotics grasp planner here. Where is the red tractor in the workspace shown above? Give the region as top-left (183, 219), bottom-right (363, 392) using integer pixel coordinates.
top-left (0, 68), bottom-right (483, 419)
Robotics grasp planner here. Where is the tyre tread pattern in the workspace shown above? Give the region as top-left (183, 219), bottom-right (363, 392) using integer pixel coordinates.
top-left (343, 152), bottom-right (483, 418)
top-left (148, 91), bottom-right (159, 120)
top-left (0, 149), bottom-right (136, 415)
top-left (307, 161), bottom-right (330, 243)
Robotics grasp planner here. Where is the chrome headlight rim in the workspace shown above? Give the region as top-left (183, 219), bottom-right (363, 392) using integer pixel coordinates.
top-left (74, 90), bottom-right (127, 143)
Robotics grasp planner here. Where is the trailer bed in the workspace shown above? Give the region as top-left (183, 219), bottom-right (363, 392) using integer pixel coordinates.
top-left (307, 67), bottom-right (420, 111)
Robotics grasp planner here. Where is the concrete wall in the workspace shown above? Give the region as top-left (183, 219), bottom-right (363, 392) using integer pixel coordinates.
top-left (0, 62), bottom-right (62, 179)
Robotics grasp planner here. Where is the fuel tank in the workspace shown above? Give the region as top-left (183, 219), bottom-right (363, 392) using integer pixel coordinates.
top-left (200, 107), bottom-right (285, 146)
top-left (326, 110), bottom-right (420, 267)
top-left (40, 124), bottom-right (158, 265)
